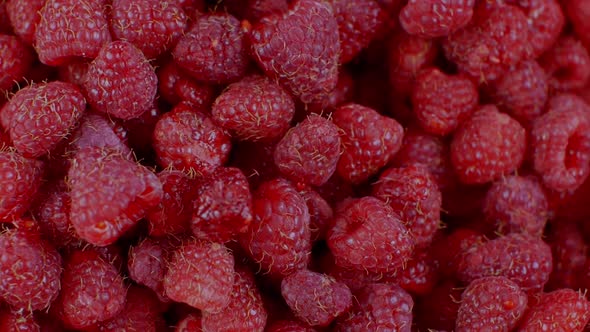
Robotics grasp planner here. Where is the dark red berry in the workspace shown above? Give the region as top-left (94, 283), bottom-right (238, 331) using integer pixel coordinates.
top-left (518, 289), bottom-right (590, 331)
top-left (400, 0), bottom-right (474, 38)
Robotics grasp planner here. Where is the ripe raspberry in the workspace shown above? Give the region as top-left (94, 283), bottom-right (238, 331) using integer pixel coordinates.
top-left (518, 289), bottom-right (590, 331)
top-left (153, 102), bottom-right (232, 176)
top-left (163, 240), bottom-right (235, 312)
top-left (327, 197), bottom-right (414, 274)
top-left (110, 0), bottom-right (188, 59)
top-left (412, 68), bottom-right (478, 136)
top-left (0, 308), bottom-right (40, 332)
top-left (0, 149), bottom-right (42, 222)
top-left (457, 233), bottom-right (553, 291)
top-left (2, 81), bottom-right (85, 158)
top-left (388, 32), bottom-right (438, 95)
top-left (399, 0), bottom-right (474, 38)
top-left (394, 249), bottom-right (437, 295)
top-left (335, 283), bottom-right (413, 332)
top-left (83, 41), bottom-right (157, 120)
top-left (55, 249), bottom-right (127, 329)
top-left (157, 61), bottom-right (216, 107)
top-left (274, 115), bottom-right (341, 186)
top-left (531, 94), bottom-right (590, 192)
top-left (547, 222), bottom-right (587, 290)
top-left (298, 185), bottom-right (333, 242)
top-left (201, 267), bottom-right (268, 331)
top-left (212, 75), bottom-right (295, 142)
top-left (6, 0), bottom-right (44, 45)
top-left (333, 103), bottom-right (404, 184)
top-left (0, 35), bottom-right (33, 92)
top-left (516, 0), bottom-right (565, 58)
top-left (30, 180), bottom-right (77, 246)
top-left (540, 36), bottom-right (590, 93)
top-left (68, 146), bottom-right (163, 246)
top-left (373, 165), bottom-right (441, 247)
top-left (456, 276), bottom-right (527, 331)
top-left (173, 13), bottom-right (249, 84)
top-left (69, 112), bottom-right (131, 156)
top-left (450, 105), bottom-right (526, 184)
top-left (249, 0), bottom-right (340, 104)
top-left (34, 0), bottom-right (111, 66)
top-left (431, 228), bottom-right (485, 278)
top-left (240, 178), bottom-right (311, 278)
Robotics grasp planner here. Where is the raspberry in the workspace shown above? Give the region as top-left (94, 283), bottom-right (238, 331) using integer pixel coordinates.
top-left (68, 146), bottom-right (163, 246)
top-left (83, 41), bottom-right (157, 120)
top-left (110, 0), bottom-right (188, 59)
top-left (531, 94), bottom-right (590, 192)
top-left (547, 222), bottom-right (587, 290)
top-left (373, 165), bottom-right (442, 247)
top-left (201, 267), bottom-right (268, 331)
top-left (412, 68), bottom-right (478, 136)
top-left (153, 102), bottom-right (232, 176)
top-left (34, 0), bottom-right (111, 66)
top-left (457, 233), bottom-right (553, 291)
top-left (0, 35), bottom-right (33, 92)
top-left (69, 112), bottom-right (131, 156)
top-left (240, 178), bottom-right (311, 278)
top-left (212, 75), bottom-right (295, 142)
top-left (173, 13), bottom-right (249, 84)
top-left (388, 32), bottom-right (438, 95)
top-left (0, 149), bottom-right (43, 222)
top-left (335, 283), bottom-right (413, 332)
top-left (163, 240), bottom-right (235, 312)
top-left (540, 36), bottom-right (590, 93)
top-left (306, 69), bottom-right (355, 114)
top-left (6, 0), bottom-right (45, 45)
top-left (518, 289), bottom-right (590, 331)
top-left (327, 197), bottom-right (414, 274)
top-left (55, 249), bottom-right (127, 329)
top-left (157, 61), bottom-right (216, 107)
top-left (0, 227), bottom-right (61, 311)
top-left (516, 0), bottom-right (565, 58)
top-left (30, 180), bottom-right (77, 246)
top-left (483, 175), bottom-right (549, 237)
top-left (2, 81), bottom-right (85, 158)
top-left (431, 228), bottom-right (484, 278)
top-left (298, 185), bottom-right (333, 242)
top-left (399, 0), bottom-right (474, 38)
top-left (249, 0), bottom-right (340, 104)
top-left (333, 103), bottom-right (404, 184)
top-left (274, 115), bottom-right (341, 186)
top-left (450, 105), bottom-right (526, 184)
top-left (395, 249), bottom-right (437, 295)
top-left (0, 308), bottom-right (40, 332)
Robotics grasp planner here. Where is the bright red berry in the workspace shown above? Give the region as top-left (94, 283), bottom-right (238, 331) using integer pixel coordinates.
top-left (519, 289), bottom-right (590, 332)
top-left (540, 35), bottom-right (590, 92)
top-left (6, 0), bottom-right (45, 44)
top-left (400, 0), bottom-right (474, 38)
top-left (0, 149), bottom-right (43, 222)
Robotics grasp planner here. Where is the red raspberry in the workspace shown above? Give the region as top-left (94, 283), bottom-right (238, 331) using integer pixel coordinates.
top-left (431, 228), bottom-right (485, 278)
top-left (274, 115), bottom-right (341, 186)
top-left (163, 240), bottom-right (235, 312)
top-left (55, 249), bottom-right (127, 329)
top-left (34, 0), bottom-right (111, 66)
top-left (412, 68), bottom-right (478, 136)
top-left (240, 178), bottom-right (311, 278)
top-left (483, 175), bottom-right (548, 237)
top-left (395, 249), bottom-right (438, 295)
top-left (333, 103), bottom-right (404, 184)
top-left (321, 251), bottom-right (383, 293)
top-left (450, 105), bottom-right (526, 184)
top-left (399, 0), bottom-right (474, 38)
top-left (0, 149), bottom-right (42, 222)
top-left (298, 185), bottom-right (333, 242)
top-left (457, 233), bottom-right (553, 291)
top-left (373, 165), bottom-right (442, 247)
top-left (173, 13), bottom-right (249, 84)
top-left (6, 0), bottom-right (44, 45)
top-left (0, 308), bottom-right (40, 332)
top-left (153, 102), bottom-right (232, 176)
top-left (69, 112), bottom-right (131, 156)
top-left (547, 222), bottom-right (587, 290)
top-left (0, 35), bottom-right (33, 92)
top-left (531, 94), bottom-right (590, 192)
top-left (68, 146), bottom-right (163, 246)
top-left (518, 289), bottom-right (590, 331)
top-left (327, 197), bottom-right (414, 274)
top-left (540, 35), bottom-right (590, 93)
top-left (30, 180), bottom-right (77, 246)
top-left (335, 283), bottom-right (413, 332)
top-left (249, 0), bottom-right (340, 104)
top-left (110, 0), bottom-right (188, 59)
top-left (212, 75), bottom-right (295, 142)
top-left (517, 0), bottom-right (565, 58)
top-left (157, 61), bottom-right (216, 107)
top-left (2, 81), bottom-right (85, 158)
top-left (201, 267), bottom-right (268, 331)
top-left (83, 41), bottom-right (157, 120)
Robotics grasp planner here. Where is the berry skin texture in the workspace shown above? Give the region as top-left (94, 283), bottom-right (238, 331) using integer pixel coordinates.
top-left (0, 35), bottom-right (33, 92)
top-left (457, 233), bottom-right (553, 292)
top-left (173, 13), bottom-right (249, 84)
top-left (110, 0), bottom-right (188, 59)
top-left (515, 0), bottom-right (565, 58)
top-left (212, 75), bottom-right (295, 142)
top-left (388, 32), bottom-right (438, 96)
top-left (0, 149), bottom-right (43, 222)
top-left (531, 94), bottom-right (590, 192)
top-left (399, 0), bottom-right (474, 38)
top-left (30, 180), bottom-right (77, 247)
top-left (157, 61), bottom-right (216, 107)
top-left (274, 115), bottom-right (341, 186)
top-left (450, 105), bottom-right (526, 184)
top-left (412, 68), bottom-right (478, 136)
top-left (153, 102), bottom-right (232, 176)
top-left (540, 36), bottom-right (590, 92)
top-left (0, 308), bottom-right (40, 332)
top-left (83, 41), bottom-right (157, 120)
top-left (249, 0), bottom-right (340, 104)
top-left (455, 276), bottom-right (527, 332)
top-left (6, 0), bottom-right (45, 45)
top-left (518, 289), bottom-right (590, 332)
top-left (0, 228), bottom-right (62, 311)
top-left (2, 81), bottom-right (86, 158)
top-left (68, 147), bottom-right (163, 246)
top-left (163, 240), bottom-right (235, 313)
top-left (327, 197), bottom-right (414, 274)
top-left (69, 112), bottom-right (131, 156)
top-left (34, 0), bottom-right (111, 66)
top-left (333, 103), bottom-right (404, 184)
top-left (373, 165), bottom-right (442, 247)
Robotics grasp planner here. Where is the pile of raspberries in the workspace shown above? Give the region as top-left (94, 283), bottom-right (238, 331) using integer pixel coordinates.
top-left (2, 0), bottom-right (590, 330)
